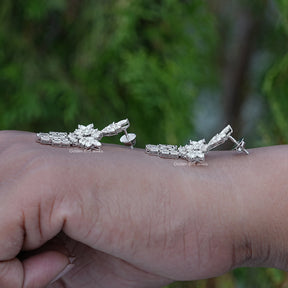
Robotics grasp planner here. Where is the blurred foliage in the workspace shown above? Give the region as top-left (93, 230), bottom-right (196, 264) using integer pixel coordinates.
top-left (263, 53), bottom-right (288, 144)
top-left (1, 0), bottom-right (288, 287)
top-left (262, 0), bottom-right (288, 146)
top-left (0, 0), bottom-right (218, 146)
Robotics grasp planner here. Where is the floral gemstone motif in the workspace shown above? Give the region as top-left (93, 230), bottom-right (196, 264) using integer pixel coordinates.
top-left (145, 125), bottom-right (248, 164)
top-left (36, 119), bottom-right (135, 150)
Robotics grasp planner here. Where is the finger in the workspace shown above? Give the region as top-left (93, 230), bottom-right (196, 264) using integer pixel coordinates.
top-left (0, 258), bottom-right (23, 288)
top-left (22, 250), bottom-right (71, 288)
top-left (0, 159), bottom-right (65, 253)
top-left (0, 202), bottom-right (24, 261)
top-left (0, 251), bottom-right (71, 288)
top-left (0, 201), bottom-right (69, 287)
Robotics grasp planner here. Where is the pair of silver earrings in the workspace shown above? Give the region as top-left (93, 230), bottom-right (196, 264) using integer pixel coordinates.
top-left (36, 120), bottom-right (248, 164)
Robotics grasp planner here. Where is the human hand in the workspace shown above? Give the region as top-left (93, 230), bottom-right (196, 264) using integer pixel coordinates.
top-left (1, 131), bottom-right (288, 288)
top-left (0, 131), bottom-right (172, 288)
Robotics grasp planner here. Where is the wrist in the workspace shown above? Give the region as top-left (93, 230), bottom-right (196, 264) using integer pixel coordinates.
top-left (175, 145), bottom-right (288, 277)
top-left (228, 146), bottom-right (288, 270)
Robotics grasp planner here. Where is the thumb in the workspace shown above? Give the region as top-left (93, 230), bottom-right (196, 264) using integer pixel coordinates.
top-left (23, 250), bottom-right (73, 288)
top-left (0, 251), bottom-right (72, 288)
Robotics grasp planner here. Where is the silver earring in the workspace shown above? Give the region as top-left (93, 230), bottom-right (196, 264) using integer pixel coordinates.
top-left (145, 125), bottom-right (248, 164)
top-left (36, 118), bottom-right (136, 149)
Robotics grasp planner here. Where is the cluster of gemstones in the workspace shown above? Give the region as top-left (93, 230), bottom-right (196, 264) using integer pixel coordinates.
top-left (36, 119), bottom-right (133, 149)
top-left (145, 125), bottom-right (248, 164)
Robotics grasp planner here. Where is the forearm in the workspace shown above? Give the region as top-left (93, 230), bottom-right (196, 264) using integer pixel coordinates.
top-left (69, 144), bottom-right (288, 279)
top-left (216, 145), bottom-right (288, 271)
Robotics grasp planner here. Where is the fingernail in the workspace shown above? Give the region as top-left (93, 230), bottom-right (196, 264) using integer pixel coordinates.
top-left (69, 256), bottom-right (76, 264)
top-left (50, 263), bottom-right (75, 284)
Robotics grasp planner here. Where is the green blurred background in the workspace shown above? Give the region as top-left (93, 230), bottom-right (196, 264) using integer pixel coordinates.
top-left (1, 0), bottom-right (288, 287)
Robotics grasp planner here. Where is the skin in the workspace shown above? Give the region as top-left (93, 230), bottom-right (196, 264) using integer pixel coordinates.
top-left (0, 131), bottom-right (288, 288)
